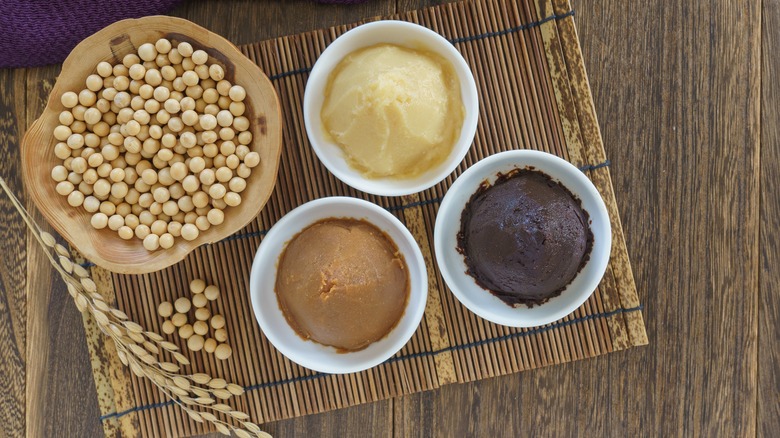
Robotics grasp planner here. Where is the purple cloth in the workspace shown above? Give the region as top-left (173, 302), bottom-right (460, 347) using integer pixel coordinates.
top-left (0, 0), bottom-right (366, 68)
top-left (0, 0), bottom-right (369, 69)
top-left (0, 0), bottom-right (183, 68)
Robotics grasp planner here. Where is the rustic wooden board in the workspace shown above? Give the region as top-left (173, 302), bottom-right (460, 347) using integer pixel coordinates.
top-left (81, 0), bottom-right (647, 435)
top-left (760, 0), bottom-right (780, 436)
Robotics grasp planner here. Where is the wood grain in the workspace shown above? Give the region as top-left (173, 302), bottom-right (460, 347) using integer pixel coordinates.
top-left (0, 0), bottom-right (774, 437)
top-left (577, 0), bottom-right (760, 434)
top-left (0, 68), bottom-right (27, 438)
top-left (759, 0), bottom-right (780, 436)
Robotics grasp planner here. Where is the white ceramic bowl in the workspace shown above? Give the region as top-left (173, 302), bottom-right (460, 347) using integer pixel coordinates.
top-left (250, 197), bottom-right (428, 374)
top-left (303, 20), bottom-right (479, 197)
top-left (434, 150), bottom-right (611, 327)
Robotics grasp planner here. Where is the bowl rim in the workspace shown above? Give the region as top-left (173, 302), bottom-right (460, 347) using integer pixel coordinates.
top-left (249, 196), bottom-right (428, 374)
top-left (303, 19), bottom-right (479, 197)
top-left (433, 150), bottom-right (612, 327)
top-left (20, 15), bottom-right (283, 274)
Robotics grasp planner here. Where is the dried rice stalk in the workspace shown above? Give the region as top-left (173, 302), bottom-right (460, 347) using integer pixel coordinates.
top-left (0, 177), bottom-right (268, 438)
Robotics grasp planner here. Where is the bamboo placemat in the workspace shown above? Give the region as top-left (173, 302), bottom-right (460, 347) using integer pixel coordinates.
top-left (80, 0), bottom-right (648, 436)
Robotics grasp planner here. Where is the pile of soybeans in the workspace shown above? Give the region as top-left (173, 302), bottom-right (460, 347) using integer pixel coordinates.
top-left (50, 38), bottom-right (260, 251)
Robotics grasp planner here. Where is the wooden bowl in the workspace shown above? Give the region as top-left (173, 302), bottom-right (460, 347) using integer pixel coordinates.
top-left (21, 16), bottom-right (282, 274)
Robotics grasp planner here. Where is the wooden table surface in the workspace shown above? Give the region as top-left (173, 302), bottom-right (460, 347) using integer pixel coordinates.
top-left (0, 0), bottom-right (777, 436)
